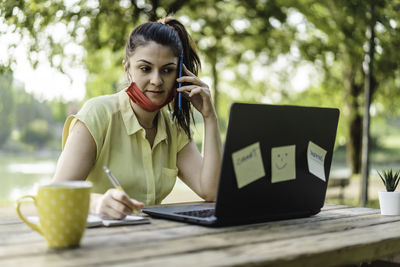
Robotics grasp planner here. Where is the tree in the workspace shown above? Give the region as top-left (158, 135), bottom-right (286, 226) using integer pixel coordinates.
top-left (284, 0), bottom-right (400, 174)
top-left (2, 0), bottom-right (399, 174)
top-left (20, 119), bottom-right (52, 148)
top-left (0, 0), bottom-right (187, 100)
top-left (0, 73), bottom-right (14, 148)
top-left (13, 86), bottom-right (53, 131)
top-left (181, 0), bottom-right (295, 118)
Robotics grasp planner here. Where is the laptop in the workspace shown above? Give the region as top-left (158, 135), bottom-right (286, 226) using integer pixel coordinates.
top-left (143, 102), bottom-right (340, 227)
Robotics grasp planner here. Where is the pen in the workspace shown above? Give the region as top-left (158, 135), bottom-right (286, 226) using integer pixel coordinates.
top-left (103, 166), bottom-right (140, 214)
top-left (178, 55), bottom-right (183, 110)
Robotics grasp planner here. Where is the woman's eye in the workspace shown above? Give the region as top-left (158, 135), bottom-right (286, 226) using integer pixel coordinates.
top-left (163, 68), bottom-right (174, 74)
top-left (140, 66), bottom-right (150, 72)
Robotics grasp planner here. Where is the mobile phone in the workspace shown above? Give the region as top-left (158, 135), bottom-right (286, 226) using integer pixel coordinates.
top-left (178, 55), bottom-right (183, 110)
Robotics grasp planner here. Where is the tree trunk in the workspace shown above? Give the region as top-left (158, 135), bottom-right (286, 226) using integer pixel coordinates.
top-left (344, 66), bottom-right (363, 175)
top-left (348, 109), bottom-right (363, 174)
top-left (361, 2), bottom-right (376, 206)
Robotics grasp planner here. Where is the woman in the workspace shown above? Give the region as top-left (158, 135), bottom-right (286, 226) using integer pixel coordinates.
top-left (53, 17), bottom-right (222, 219)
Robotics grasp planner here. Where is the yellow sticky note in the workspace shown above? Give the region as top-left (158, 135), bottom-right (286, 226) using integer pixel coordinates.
top-left (271, 145), bottom-right (296, 183)
top-left (232, 142), bottom-right (266, 189)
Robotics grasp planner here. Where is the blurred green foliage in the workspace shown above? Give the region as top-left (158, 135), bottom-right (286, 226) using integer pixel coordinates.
top-left (20, 119), bottom-right (52, 147)
top-left (0, 75), bottom-right (70, 151)
top-left (84, 48), bottom-right (125, 98)
top-left (0, 0), bottom-right (399, 172)
top-left (0, 73), bottom-right (14, 148)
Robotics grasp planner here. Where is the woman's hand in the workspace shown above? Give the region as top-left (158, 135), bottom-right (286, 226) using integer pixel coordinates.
top-left (176, 65), bottom-right (223, 202)
top-left (177, 64), bottom-right (216, 119)
top-left (91, 189), bottom-right (144, 219)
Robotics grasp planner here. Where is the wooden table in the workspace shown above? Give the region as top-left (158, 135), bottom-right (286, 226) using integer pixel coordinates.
top-left (2, 203), bottom-right (400, 266)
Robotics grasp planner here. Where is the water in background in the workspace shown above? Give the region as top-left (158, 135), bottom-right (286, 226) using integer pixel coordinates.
top-left (0, 154), bottom-right (56, 203)
top-left (0, 149), bottom-right (391, 205)
top-left (0, 153), bottom-right (200, 204)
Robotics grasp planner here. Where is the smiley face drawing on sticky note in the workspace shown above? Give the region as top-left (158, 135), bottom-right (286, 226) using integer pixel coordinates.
top-left (271, 145), bottom-right (296, 183)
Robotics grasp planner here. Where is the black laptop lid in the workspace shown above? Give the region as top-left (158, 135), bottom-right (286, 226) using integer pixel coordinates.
top-left (215, 103), bottom-right (340, 220)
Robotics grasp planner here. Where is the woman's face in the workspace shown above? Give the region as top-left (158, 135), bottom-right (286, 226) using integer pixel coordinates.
top-left (126, 41), bottom-right (178, 105)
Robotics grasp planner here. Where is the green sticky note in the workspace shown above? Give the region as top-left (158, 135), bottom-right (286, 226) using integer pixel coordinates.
top-left (232, 142), bottom-right (266, 189)
top-left (271, 145), bottom-right (296, 183)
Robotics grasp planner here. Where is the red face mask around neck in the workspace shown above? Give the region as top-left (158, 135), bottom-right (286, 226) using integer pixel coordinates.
top-left (125, 82), bottom-right (176, 112)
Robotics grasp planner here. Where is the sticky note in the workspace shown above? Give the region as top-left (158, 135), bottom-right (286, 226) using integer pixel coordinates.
top-left (271, 145), bottom-right (296, 183)
top-left (307, 141), bottom-right (327, 181)
top-left (232, 142), bottom-right (265, 188)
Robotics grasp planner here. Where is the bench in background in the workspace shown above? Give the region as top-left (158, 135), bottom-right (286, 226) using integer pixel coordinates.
top-left (328, 169), bottom-right (351, 203)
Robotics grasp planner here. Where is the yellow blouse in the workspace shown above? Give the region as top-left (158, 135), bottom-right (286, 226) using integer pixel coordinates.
top-left (62, 90), bottom-right (190, 205)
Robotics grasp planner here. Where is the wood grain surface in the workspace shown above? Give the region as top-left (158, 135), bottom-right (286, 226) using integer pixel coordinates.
top-left (1, 203), bottom-right (400, 267)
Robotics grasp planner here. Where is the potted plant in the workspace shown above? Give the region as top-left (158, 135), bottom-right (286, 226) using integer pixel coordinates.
top-left (378, 169), bottom-right (400, 215)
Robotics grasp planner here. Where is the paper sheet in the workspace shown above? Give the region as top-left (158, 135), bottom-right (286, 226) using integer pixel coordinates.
top-left (307, 141), bottom-right (327, 181)
top-left (232, 142), bottom-right (266, 188)
top-left (27, 214), bottom-right (150, 228)
top-left (271, 145), bottom-right (296, 183)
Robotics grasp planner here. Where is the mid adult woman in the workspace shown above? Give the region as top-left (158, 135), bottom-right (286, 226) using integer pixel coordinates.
top-left (53, 17), bottom-right (222, 219)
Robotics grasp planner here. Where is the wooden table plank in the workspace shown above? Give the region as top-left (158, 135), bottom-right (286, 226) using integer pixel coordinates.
top-left (109, 219), bottom-right (400, 267)
top-left (0, 205), bottom-right (374, 248)
top-left (1, 206), bottom-right (396, 267)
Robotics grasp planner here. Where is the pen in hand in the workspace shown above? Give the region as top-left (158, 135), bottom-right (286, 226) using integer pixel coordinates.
top-left (103, 166), bottom-right (141, 215)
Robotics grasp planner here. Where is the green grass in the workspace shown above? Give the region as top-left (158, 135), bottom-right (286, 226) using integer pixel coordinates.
top-left (381, 136), bottom-right (400, 148)
top-left (326, 197), bottom-right (380, 209)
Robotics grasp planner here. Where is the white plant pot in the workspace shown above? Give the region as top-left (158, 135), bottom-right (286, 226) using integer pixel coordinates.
top-left (378, 191), bottom-right (400, 216)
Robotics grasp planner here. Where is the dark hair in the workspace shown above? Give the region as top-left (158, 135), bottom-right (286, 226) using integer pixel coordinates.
top-left (125, 17), bottom-right (201, 139)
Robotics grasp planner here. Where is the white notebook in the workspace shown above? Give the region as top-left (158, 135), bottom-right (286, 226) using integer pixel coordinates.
top-left (86, 213), bottom-right (150, 227)
top-left (27, 214), bottom-right (150, 228)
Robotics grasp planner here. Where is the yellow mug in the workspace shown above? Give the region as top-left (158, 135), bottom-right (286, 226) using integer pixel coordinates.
top-left (16, 181), bottom-right (92, 249)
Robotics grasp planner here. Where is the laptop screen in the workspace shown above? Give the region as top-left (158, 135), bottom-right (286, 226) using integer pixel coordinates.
top-left (215, 103), bottom-right (339, 220)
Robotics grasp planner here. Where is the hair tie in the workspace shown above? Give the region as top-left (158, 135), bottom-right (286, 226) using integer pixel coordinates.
top-left (158, 17), bottom-right (166, 24)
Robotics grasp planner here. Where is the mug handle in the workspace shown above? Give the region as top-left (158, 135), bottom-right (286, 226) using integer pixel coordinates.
top-left (16, 195), bottom-right (42, 235)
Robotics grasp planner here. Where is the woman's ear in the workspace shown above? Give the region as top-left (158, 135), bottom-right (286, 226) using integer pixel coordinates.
top-left (123, 60), bottom-right (132, 82)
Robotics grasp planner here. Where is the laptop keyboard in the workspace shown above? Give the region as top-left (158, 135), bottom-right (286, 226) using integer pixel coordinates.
top-left (176, 209), bottom-right (215, 218)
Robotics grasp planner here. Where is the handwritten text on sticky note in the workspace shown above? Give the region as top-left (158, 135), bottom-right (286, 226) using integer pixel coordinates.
top-left (232, 142), bottom-right (266, 188)
top-left (307, 141), bottom-right (327, 181)
top-left (271, 145), bottom-right (296, 183)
